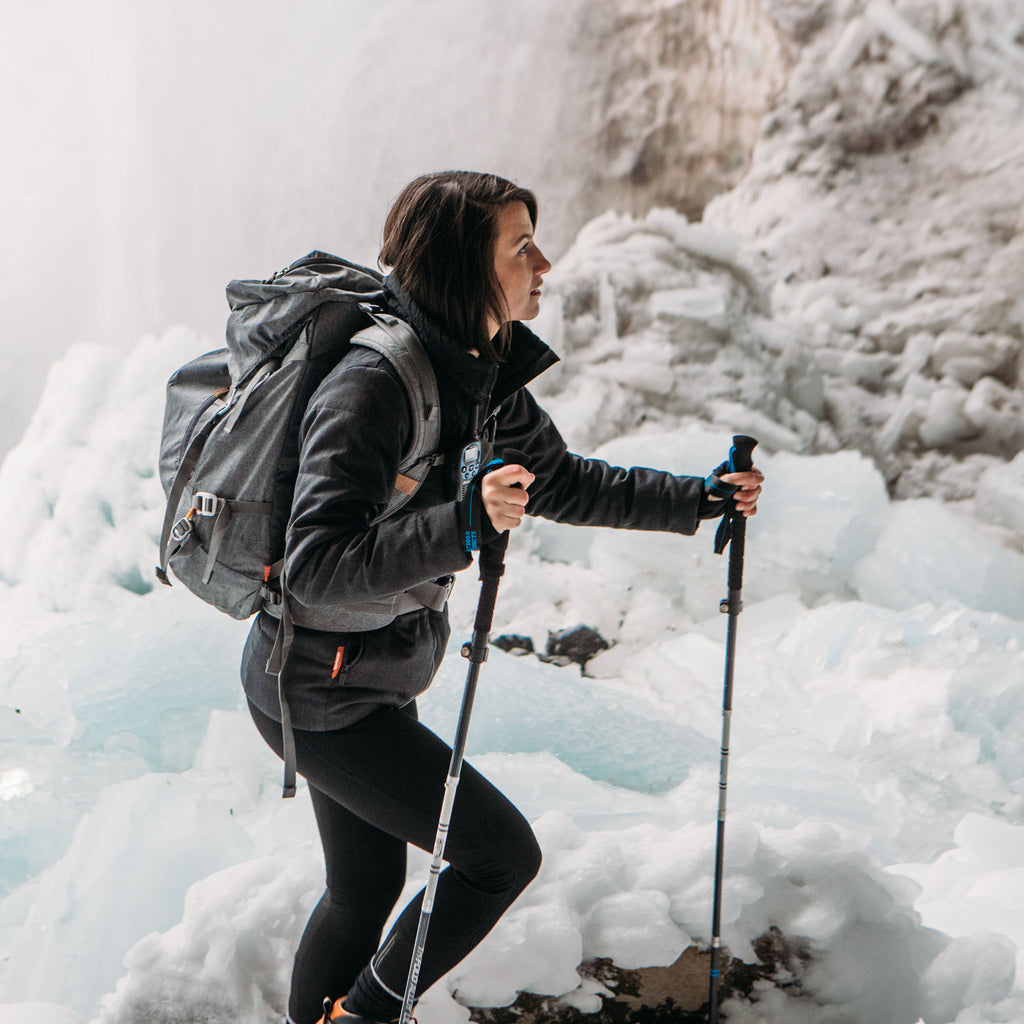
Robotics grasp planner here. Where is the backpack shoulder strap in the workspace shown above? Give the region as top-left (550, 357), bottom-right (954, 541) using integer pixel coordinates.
top-left (351, 307), bottom-right (441, 522)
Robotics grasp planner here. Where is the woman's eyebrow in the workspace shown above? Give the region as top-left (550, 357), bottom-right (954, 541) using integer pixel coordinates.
top-left (512, 233), bottom-right (532, 247)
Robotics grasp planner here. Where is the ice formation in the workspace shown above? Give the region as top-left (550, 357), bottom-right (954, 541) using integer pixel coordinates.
top-left (704, 0), bottom-right (1024, 499)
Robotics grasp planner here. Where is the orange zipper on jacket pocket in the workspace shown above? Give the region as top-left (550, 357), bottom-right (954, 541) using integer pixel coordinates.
top-left (331, 646), bottom-right (345, 679)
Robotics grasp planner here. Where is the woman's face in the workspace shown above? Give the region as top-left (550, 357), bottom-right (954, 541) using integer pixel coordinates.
top-left (492, 201), bottom-right (552, 330)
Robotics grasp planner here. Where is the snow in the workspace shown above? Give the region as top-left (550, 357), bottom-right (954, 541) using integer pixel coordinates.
top-left (1, 0), bottom-right (1024, 1022)
top-left (855, 500), bottom-right (1024, 619)
top-left (977, 452), bottom-right (1024, 537)
top-left (1, 316), bottom-right (1022, 1023)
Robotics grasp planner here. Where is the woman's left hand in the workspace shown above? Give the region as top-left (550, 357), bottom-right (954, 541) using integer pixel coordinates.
top-left (719, 469), bottom-right (764, 518)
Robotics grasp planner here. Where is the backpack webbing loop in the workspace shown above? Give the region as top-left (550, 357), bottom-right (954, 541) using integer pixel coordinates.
top-left (266, 586), bottom-right (298, 798)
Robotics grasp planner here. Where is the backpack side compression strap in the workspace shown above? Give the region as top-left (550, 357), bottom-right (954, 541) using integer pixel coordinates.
top-left (156, 408), bottom-right (225, 585)
top-left (156, 409), bottom-right (274, 588)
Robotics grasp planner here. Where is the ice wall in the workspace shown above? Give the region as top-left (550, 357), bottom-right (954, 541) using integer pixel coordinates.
top-left (1, 0), bottom-right (787, 465)
top-left (704, 0), bottom-right (1024, 494)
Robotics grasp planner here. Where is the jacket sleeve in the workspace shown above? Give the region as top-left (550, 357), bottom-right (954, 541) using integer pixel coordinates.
top-left (494, 388), bottom-right (706, 536)
top-left (284, 362), bottom-right (471, 610)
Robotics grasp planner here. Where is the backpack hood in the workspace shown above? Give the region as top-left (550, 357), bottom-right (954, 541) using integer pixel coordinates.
top-left (224, 251), bottom-right (385, 382)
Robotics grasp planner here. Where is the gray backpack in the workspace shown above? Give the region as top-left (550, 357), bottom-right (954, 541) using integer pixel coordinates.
top-left (156, 252), bottom-right (443, 622)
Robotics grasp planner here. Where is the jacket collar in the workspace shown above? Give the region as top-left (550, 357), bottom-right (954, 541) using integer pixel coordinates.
top-left (383, 274), bottom-right (496, 415)
top-left (383, 274), bottom-right (560, 424)
top-left (493, 322), bottom-right (560, 409)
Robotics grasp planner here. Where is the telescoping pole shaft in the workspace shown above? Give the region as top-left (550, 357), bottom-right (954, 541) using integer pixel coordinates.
top-left (708, 434), bottom-right (757, 1024)
top-left (399, 531), bottom-right (510, 1024)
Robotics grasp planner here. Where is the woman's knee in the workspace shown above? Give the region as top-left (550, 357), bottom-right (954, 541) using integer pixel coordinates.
top-left (517, 823), bottom-right (543, 888)
top-left (457, 815), bottom-right (542, 898)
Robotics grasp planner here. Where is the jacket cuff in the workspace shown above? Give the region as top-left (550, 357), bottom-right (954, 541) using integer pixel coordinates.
top-left (697, 463), bottom-right (739, 521)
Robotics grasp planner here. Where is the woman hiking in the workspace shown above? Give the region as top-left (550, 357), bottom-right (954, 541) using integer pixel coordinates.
top-left (240, 170), bottom-right (764, 1024)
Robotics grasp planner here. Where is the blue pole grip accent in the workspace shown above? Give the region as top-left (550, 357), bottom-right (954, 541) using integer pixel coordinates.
top-left (464, 458), bottom-right (514, 552)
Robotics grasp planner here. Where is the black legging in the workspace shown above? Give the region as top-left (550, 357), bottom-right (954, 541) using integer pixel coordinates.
top-left (248, 700), bottom-right (542, 1024)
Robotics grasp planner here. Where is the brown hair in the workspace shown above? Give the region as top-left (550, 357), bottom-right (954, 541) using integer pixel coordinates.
top-left (380, 170), bottom-right (538, 362)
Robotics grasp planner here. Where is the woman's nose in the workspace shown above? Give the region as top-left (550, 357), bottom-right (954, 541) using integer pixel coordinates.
top-left (534, 248), bottom-right (552, 275)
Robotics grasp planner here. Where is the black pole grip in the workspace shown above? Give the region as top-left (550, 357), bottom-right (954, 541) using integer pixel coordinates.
top-left (477, 447), bottom-right (527, 583)
top-left (728, 435), bottom-right (758, 473)
top-left (713, 436), bottom-right (758, 556)
top-left (724, 435), bottom-right (755, 587)
top-left (502, 448), bottom-right (530, 472)
top-left (478, 531), bottom-right (509, 580)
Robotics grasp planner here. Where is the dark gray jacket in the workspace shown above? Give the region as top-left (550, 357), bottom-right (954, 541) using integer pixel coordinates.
top-left (241, 280), bottom-right (707, 730)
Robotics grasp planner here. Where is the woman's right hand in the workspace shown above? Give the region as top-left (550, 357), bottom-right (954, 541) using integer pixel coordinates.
top-left (718, 468), bottom-right (764, 518)
top-left (480, 463), bottom-right (534, 533)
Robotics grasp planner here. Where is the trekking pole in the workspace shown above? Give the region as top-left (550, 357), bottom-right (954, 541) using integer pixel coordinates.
top-left (707, 434), bottom-right (758, 1024)
top-left (399, 453), bottom-right (523, 1024)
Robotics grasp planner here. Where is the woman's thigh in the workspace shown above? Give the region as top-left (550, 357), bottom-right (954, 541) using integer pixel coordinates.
top-left (250, 700), bottom-right (535, 887)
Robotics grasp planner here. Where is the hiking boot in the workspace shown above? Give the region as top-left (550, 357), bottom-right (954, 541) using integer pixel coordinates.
top-left (317, 997), bottom-right (413, 1024)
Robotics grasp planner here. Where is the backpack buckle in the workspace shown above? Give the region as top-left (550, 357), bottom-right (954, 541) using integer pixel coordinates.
top-left (170, 516), bottom-right (193, 544)
top-left (192, 492), bottom-right (220, 517)
top-left (359, 302), bottom-right (402, 329)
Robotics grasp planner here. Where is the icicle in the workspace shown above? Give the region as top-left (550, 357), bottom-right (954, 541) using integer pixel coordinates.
top-left (865, 0), bottom-right (943, 65)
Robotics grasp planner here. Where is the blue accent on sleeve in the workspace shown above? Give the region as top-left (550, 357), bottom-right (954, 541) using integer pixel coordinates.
top-left (705, 470), bottom-right (739, 500)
